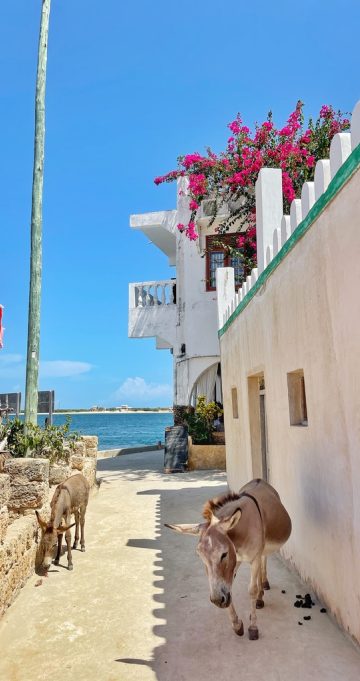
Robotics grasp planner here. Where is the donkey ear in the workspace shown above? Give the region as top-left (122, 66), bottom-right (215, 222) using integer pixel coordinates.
top-left (220, 509), bottom-right (242, 533)
top-left (57, 522), bottom-right (76, 534)
top-left (35, 510), bottom-right (47, 531)
top-left (164, 522), bottom-right (204, 536)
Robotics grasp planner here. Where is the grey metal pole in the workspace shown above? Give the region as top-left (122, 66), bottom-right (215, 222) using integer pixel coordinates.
top-left (24, 0), bottom-right (52, 425)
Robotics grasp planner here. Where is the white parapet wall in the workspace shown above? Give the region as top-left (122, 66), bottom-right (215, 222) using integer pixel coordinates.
top-left (217, 100), bottom-right (360, 331)
top-left (216, 268), bottom-right (235, 329)
top-left (255, 167), bottom-right (283, 274)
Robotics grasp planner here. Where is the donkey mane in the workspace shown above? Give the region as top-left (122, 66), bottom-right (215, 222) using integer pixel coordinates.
top-left (202, 492), bottom-right (242, 522)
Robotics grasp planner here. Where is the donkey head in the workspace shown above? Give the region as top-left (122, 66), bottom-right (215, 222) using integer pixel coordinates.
top-left (165, 508), bottom-right (241, 608)
top-left (36, 511), bottom-right (75, 570)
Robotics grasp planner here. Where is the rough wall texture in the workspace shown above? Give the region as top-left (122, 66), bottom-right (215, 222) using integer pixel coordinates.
top-left (188, 438), bottom-right (226, 471)
top-left (0, 516), bottom-right (37, 619)
top-left (4, 459), bottom-right (49, 515)
top-left (0, 435), bottom-right (99, 619)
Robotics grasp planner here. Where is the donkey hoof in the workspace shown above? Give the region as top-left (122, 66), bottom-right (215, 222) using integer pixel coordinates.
top-left (81, 546), bottom-right (85, 553)
top-left (256, 599), bottom-right (265, 609)
top-left (234, 621), bottom-right (244, 637)
top-left (72, 543), bottom-right (77, 550)
top-left (68, 564), bottom-right (74, 571)
top-left (263, 580), bottom-right (270, 590)
top-left (248, 625), bottom-right (259, 640)
top-left (54, 559), bottom-right (59, 566)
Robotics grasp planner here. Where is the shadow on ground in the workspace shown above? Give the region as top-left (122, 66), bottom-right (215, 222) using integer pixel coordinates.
top-left (109, 451), bottom-right (360, 681)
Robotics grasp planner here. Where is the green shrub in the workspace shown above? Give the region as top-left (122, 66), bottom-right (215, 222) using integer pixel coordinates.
top-left (0, 418), bottom-right (80, 464)
top-left (184, 396), bottom-right (223, 445)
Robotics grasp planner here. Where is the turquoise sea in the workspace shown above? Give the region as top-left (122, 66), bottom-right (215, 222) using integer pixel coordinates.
top-left (35, 412), bottom-right (174, 450)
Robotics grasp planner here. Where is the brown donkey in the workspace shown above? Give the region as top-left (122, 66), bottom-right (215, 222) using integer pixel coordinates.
top-left (36, 473), bottom-right (90, 571)
top-left (166, 478), bottom-right (291, 640)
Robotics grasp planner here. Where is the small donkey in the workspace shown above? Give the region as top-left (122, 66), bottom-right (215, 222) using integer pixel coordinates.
top-left (36, 473), bottom-right (89, 571)
top-left (166, 478), bottom-right (291, 640)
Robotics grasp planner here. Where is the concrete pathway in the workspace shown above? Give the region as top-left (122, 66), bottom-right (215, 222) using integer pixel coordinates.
top-left (0, 451), bottom-right (359, 681)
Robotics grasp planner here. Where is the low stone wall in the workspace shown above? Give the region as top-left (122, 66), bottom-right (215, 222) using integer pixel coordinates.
top-left (187, 437), bottom-right (226, 471)
top-left (0, 435), bottom-right (98, 619)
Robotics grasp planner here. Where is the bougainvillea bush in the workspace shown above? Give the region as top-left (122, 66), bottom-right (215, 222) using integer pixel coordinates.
top-left (155, 103), bottom-right (349, 271)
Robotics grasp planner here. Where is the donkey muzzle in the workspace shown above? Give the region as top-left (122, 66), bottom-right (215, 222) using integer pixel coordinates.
top-left (210, 589), bottom-right (231, 609)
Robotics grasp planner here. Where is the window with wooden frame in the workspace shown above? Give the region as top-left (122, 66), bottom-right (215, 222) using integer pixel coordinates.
top-left (206, 234), bottom-right (245, 291)
top-left (287, 370), bottom-right (308, 426)
top-left (231, 387), bottom-right (239, 419)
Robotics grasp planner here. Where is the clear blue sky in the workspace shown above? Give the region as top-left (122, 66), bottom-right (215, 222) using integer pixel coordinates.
top-left (1, 0), bottom-right (359, 408)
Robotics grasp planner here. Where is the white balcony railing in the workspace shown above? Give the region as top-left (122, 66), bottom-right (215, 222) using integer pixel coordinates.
top-left (130, 279), bottom-right (176, 309)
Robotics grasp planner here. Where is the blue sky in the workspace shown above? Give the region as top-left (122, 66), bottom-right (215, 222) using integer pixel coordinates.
top-left (1, 0), bottom-right (359, 408)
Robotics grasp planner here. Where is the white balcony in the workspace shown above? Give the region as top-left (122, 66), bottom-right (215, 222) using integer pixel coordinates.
top-left (130, 210), bottom-right (177, 266)
top-left (128, 279), bottom-right (177, 348)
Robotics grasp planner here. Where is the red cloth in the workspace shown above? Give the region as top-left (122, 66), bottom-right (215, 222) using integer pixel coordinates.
top-left (0, 306), bottom-right (4, 349)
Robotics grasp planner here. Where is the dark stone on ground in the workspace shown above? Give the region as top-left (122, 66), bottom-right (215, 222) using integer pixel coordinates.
top-left (298, 622), bottom-right (303, 625)
top-left (304, 616), bottom-right (311, 621)
top-left (281, 590), bottom-right (286, 594)
top-left (320, 608), bottom-right (327, 613)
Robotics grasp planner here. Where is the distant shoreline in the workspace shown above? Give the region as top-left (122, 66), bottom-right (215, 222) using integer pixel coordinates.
top-left (13, 410), bottom-right (173, 417)
top-left (53, 410), bottom-right (173, 415)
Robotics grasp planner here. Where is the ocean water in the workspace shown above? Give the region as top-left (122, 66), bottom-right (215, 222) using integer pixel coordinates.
top-left (35, 412), bottom-right (174, 450)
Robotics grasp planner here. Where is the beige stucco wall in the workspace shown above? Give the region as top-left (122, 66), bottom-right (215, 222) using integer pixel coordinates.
top-left (220, 166), bottom-right (360, 643)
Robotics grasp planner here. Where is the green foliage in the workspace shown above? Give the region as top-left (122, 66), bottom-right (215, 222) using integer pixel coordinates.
top-left (184, 396), bottom-right (223, 445)
top-left (0, 417), bottom-right (79, 464)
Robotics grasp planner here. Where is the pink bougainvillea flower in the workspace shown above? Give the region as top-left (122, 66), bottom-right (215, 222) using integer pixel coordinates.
top-left (185, 221), bottom-right (199, 241)
top-left (228, 116), bottom-right (242, 135)
top-left (189, 199), bottom-right (199, 211)
top-left (319, 105), bottom-right (332, 119)
top-left (236, 235), bottom-right (245, 248)
top-left (188, 173), bottom-right (207, 197)
top-left (183, 153), bottom-right (204, 169)
top-left (154, 100), bottom-right (350, 278)
top-left (177, 223), bottom-right (185, 232)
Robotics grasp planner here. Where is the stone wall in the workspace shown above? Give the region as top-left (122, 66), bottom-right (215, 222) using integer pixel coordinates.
top-left (0, 435), bottom-right (98, 619)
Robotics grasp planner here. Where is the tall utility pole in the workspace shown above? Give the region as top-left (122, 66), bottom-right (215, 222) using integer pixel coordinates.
top-left (24, 0), bottom-right (51, 424)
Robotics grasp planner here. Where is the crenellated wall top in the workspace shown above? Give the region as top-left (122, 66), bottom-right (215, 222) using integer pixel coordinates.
top-left (217, 100), bottom-right (360, 335)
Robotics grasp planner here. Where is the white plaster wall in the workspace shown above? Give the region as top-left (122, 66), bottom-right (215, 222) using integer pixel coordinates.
top-left (128, 305), bottom-right (177, 347)
top-left (175, 185), bottom-right (221, 363)
top-left (172, 181), bottom-right (224, 402)
top-left (129, 177), bottom-right (235, 405)
top-left (175, 355), bottom-right (220, 405)
top-left (220, 167), bottom-right (360, 643)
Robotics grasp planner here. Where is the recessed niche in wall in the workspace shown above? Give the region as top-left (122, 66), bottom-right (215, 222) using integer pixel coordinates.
top-left (287, 370), bottom-right (308, 426)
top-left (231, 387), bottom-right (239, 419)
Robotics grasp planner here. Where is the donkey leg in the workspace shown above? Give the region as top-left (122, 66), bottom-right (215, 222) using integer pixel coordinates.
top-left (256, 570), bottom-right (265, 609)
top-left (72, 509), bottom-right (80, 549)
top-left (54, 533), bottom-right (63, 565)
top-left (228, 602), bottom-right (244, 636)
top-left (248, 556), bottom-right (262, 640)
top-left (80, 505), bottom-right (86, 552)
top-left (261, 556), bottom-right (270, 590)
top-left (256, 556), bottom-right (265, 608)
top-left (64, 514), bottom-right (73, 570)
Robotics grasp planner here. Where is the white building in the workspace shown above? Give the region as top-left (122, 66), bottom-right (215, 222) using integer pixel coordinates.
top-left (216, 101), bottom-right (360, 644)
top-left (128, 178), bottom-right (244, 410)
